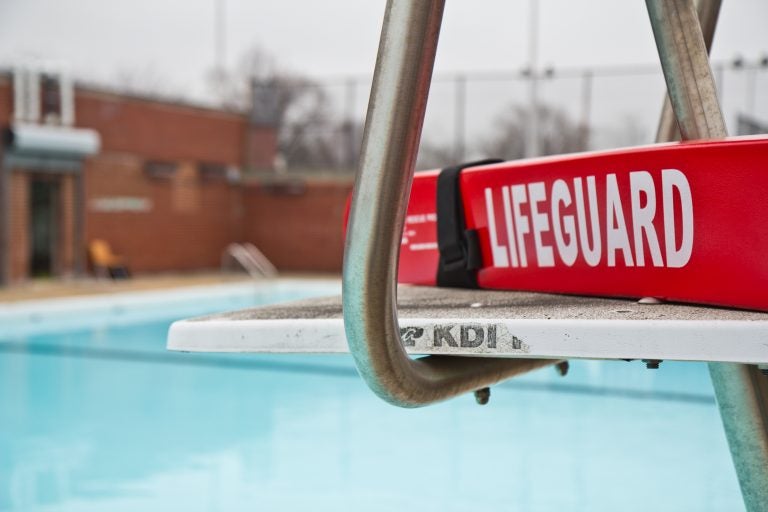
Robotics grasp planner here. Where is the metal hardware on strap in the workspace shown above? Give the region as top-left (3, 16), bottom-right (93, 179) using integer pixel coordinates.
top-left (436, 159), bottom-right (501, 288)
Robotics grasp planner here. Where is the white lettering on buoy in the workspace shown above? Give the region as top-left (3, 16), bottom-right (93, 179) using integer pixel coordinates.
top-left (662, 169), bottom-right (694, 268)
top-left (511, 184), bottom-right (530, 268)
top-left (485, 187), bottom-right (508, 268)
top-left (551, 179), bottom-right (577, 266)
top-left (529, 182), bottom-right (554, 267)
top-left (483, 169), bottom-right (694, 269)
top-left (574, 176), bottom-right (602, 267)
top-left (606, 174), bottom-right (634, 267)
top-left (630, 171), bottom-right (663, 267)
top-left (502, 186), bottom-right (520, 267)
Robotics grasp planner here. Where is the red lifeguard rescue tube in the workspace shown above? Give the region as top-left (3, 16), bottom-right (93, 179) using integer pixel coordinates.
top-left (347, 136), bottom-right (768, 312)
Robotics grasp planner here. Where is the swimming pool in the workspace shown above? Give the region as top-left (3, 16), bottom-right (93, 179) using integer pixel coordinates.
top-left (0, 279), bottom-right (743, 511)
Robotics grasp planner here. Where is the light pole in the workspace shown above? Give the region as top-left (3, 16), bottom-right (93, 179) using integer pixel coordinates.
top-left (525, 0), bottom-right (540, 159)
top-left (454, 74), bottom-right (466, 162)
top-left (215, 0), bottom-right (227, 72)
top-left (580, 70), bottom-right (593, 150)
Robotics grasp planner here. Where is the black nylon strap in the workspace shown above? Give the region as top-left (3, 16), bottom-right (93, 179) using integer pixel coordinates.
top-left (436, 159), bottom-right (503, 288)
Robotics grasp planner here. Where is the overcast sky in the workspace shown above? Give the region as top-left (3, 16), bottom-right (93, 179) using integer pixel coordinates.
top-left (1, 1), bottom-right (765, 90)
top-left (1, 1), bottom-right (766, 150)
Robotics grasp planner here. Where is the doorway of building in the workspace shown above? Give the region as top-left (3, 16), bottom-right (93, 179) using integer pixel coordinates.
top-left (29, 176), bottom-right (60, 277)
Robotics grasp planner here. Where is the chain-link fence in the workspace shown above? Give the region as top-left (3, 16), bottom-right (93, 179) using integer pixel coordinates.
top-left (276, 59), bottom-right (767, 174)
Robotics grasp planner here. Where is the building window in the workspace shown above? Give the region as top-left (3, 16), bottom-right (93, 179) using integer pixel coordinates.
top-left (198, 162), bottom-right (228, 182)
top-left (41, 74), bottom-right (62, 124)
top-left (198, 162), bottom-right (241, 183)
top-left (144, 160), bottom-right (178, 179)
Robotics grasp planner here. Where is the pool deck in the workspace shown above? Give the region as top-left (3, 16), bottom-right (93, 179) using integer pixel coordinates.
top-left (0, 272), bottom-right (340, 303)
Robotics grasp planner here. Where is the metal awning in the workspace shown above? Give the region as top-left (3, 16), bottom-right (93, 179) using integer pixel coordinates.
top-left (4, 122), bottom-right (100, 159)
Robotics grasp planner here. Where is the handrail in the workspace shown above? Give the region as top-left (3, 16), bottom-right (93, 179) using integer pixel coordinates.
top-left (222, 243), bottom-right (278, 279)
top-left (242, 243), bottom-right (278, 277)
top-left (342, 0), bottom-right (554, 408)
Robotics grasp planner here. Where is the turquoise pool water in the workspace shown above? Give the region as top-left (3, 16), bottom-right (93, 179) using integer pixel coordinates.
top-left (0, 282), bottom-right (744, 511)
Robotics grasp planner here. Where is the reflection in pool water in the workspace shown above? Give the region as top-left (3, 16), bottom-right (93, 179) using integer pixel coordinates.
top-left (0, 284), bottom-right (743, 511)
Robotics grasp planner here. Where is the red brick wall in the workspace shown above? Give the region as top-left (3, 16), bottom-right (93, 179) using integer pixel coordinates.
top-left (9, 172), bottom-right (29, 282)
top-left (75, 89), bottom-right (267, 165)
top-left (0, 76), bottom-right (11, 124)
top-left (58, 174), bottom-right (76, 277)
top-left (246, 127), bottom-right (278, 171)
top-left (84, 155), bottom-right (244, 272)
top-left (74, 88), bottom-right (280, 273)
top-left (0, 78), bottom-right (355, 278)
top-left (242, 179), bottom-right (353, 272)
top-left (0, 78), bottom-right (8, 282)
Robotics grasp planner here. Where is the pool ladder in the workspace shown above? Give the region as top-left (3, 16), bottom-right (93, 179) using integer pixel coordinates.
top-left (222, 243), bottom-right (278, 279)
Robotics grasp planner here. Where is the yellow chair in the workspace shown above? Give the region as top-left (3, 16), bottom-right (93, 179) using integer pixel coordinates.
top-left (88, 239), bottom-right (130, 279)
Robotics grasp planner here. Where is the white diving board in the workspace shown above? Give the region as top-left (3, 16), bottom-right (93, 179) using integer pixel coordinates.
top-left (167, 285), bottom-right (768, 365)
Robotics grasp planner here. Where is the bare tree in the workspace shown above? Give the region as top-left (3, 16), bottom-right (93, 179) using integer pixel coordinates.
top-left (415, 139), bottom-right (459, 170)
top-left (414, 104), bottom-right (586, 170)
top-left (91, 66), bottom-right (189, 102)
top-left (207, 46), bottom-right (278, 111)
top-left (481, 104), bottom-right (586, 160)
top-left (209, 46), bottom-right (359, 171)
top-left (611, 114), bottom-right (650, 147)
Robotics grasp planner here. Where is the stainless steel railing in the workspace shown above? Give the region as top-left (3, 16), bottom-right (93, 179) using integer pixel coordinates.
top-left (342, 1), bottom-right (553, 408)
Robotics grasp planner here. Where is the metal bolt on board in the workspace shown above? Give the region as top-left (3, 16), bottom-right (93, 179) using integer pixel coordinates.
top-left (474, 387), bottom-right (491, 405)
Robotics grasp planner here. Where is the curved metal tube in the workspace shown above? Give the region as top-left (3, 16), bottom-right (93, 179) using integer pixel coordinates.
top-left (342, 0), bottom-right (553, 408)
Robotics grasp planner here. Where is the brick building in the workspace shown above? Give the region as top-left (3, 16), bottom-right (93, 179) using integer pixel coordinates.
top-left (0, 68), bottom-right (352, 285)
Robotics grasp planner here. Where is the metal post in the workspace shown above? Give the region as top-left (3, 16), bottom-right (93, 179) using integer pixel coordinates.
top-left (73, 170), bottom-right (85, 276)
top-left (648, 0), bottom-right (725, 141)
top-left (655, 0), bottom-right (721, 143)
top-left (579, 70), bottom-right (593, 150)
top-left (345, 78), bottom-right (358, 170)
top-left (0, 159), bottom-right (7, 286)
top-left (215, 0), bottom-right (227, 72)
top-left (343, 0), bottom-right (553, 408)
top-left (454, 74), bottom-right (466, 162)
top-left (746, 66), bottom-right (757, 115)
top-left (525, 0), bottom-right (540, 158)
top-left (647, 1), bottom-right (768, 509)
top-left (709, 364), bottom-right (768, 510)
